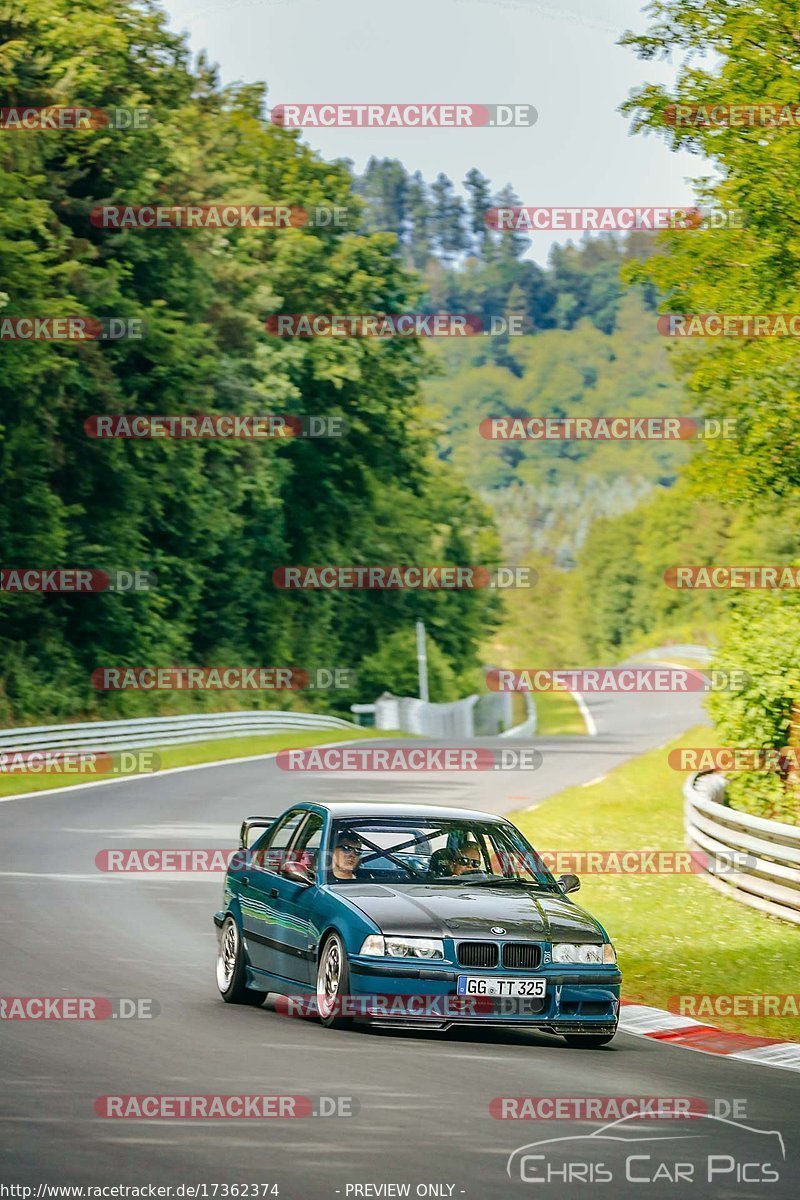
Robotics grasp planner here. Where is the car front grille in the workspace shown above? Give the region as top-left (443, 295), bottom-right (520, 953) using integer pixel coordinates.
top-left (456, 941), bottom-right (499, 968)
top-left (502, 942), bottom-right (542, 970)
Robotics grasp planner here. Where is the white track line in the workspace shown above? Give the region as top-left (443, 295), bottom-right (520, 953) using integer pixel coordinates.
top-left (570, 691), bottom-right (597, 736)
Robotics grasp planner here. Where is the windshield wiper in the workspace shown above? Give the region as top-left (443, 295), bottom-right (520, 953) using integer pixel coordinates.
top-left (467, 876), bottom-right (552, 889)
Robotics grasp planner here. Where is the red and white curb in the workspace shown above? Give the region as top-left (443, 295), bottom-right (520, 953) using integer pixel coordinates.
top-left (620, 1002), bottom-right (800, 1073)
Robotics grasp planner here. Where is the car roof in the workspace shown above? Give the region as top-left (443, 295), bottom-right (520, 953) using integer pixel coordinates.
top-left (295, 801), bottom-right (507, 823)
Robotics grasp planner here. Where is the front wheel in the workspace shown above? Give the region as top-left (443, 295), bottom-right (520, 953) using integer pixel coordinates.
top-left (563, 1030), bottom-right (617, 1048)
top-left (316, 932), bottom-right (352, 1029)
top-left (216, 916), bottom-right (266, 1006)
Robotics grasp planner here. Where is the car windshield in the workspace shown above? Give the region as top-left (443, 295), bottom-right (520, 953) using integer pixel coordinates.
top-left (326, 817), bottom-right (558, 889)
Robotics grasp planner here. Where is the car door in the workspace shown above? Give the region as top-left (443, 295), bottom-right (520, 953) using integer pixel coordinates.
top-left (239, 808), bottom-right (307, 980)
top-left (268, 810), bottom-right (326, 988)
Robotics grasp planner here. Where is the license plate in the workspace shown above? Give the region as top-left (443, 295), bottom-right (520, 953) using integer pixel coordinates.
top-left (456, 975), bottom-right (546, 998)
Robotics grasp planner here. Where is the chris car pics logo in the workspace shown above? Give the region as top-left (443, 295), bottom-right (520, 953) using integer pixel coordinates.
top-left (506, 1112), bottom-right (785, 1185)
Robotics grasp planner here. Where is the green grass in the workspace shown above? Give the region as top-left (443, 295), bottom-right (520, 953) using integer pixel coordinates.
top-left (0, 727), bottom-right (387, 798)
top-left (534, 690), bottom-right (587, 735)
top-left (513, 725), bottom-right (800, 1041)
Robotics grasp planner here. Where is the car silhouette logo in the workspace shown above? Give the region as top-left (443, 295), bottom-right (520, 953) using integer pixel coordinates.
top-left (491, 926), bottom-right (506, 934)
top-left (506, 1112), bottom-right (786, 1179)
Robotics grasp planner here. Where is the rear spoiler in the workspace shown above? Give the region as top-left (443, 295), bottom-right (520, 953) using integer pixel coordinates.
top-left (239, 815), bottom-right (279, 849)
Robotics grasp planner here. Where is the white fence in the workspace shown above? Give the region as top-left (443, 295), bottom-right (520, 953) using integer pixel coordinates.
top-left (0, 710), bottom-right (359, 753)
top-left (367, 691), bottom-right (529, 738)
top-left (683, 771), bottom-right (800, 926)
top-left (372, 694), bottom-right (481, 738)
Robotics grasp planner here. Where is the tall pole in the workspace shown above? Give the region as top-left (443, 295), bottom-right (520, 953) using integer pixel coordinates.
top-left (416, 620), bottom-right (429, 703)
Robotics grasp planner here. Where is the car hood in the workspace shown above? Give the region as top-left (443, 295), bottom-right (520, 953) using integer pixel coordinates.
top-left (343, 883), bottom-right (604, 942)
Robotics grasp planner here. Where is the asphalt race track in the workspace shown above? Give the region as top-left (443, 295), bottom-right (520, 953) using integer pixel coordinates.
top-left (2, 685), bottom-right (797, 1198)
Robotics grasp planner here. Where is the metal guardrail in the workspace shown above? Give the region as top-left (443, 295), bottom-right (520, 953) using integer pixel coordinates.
top-left (684, 771), bottom-right (800, 926)
top-left (0, 710), bottom-right (359, 753)
top-left (635, 644), bottom-right (714, 663)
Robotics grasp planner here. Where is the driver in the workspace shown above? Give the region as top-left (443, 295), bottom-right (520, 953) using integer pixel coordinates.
top-left (451, 838), bottom-right (482, 875)
top-left (430, 837), bottom-right (482, 877)
top-left (331, 831), bottom-right (363, 880)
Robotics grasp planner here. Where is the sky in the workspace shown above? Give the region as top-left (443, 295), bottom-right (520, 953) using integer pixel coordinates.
top-left (163, 0), bottom-right (705, 263)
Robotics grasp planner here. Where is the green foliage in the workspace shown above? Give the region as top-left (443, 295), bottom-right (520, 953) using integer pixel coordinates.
top-left (619, 0), bottom-right (800, 821)
top-left (490, 480), bottom-right (800, 678)
top-left (0, 0), bottom-right (500, 723)
top-left (621, 0), bottom-right (800, 504)
top-left (351, 159), bottom-right (665, 337)
top-left (423, 291), bottom-right (688, 564)
top-left (707, 594), bottom-right (800, 821)
top-left (354, 629), bottom-right (461, 704)
top-left (515, 727), bottom-right (800, 1041)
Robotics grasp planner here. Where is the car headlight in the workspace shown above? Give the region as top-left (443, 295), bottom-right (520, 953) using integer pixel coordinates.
top-left (552, 943), bottom-right (615, 965)
top-left (358, 934), bottom-right (445, 960)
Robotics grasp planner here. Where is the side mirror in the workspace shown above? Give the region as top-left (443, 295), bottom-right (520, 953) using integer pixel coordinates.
top-left (557, 873), bottom-right (581, 895)
top-left (282, 862), bottom-right (315, 887)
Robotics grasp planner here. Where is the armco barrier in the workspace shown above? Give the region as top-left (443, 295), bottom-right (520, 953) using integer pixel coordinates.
top-left (684, 770), bottom-right (800, 925)
top-left (0, 710), bottom-right (359, 754)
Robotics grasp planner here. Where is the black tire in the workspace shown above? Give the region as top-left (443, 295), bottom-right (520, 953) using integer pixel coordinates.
top-left (216, 916), bottom-right (266, 1006)
top-left (316, 932), bottom-right (353, 1029)
top-left (563, 1030), bottom-right (617, 1048)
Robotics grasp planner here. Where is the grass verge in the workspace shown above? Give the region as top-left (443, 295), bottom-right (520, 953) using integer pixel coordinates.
top-left (513, 725), bottom-right (799, 1042)
top-left (0, 727), bottom-right (386, 799)
top-left (534, 690), bottom-right (587, 735)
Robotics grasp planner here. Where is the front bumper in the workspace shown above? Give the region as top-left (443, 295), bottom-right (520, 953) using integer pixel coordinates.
top-left (347, 956), bottom-right (621, 1030)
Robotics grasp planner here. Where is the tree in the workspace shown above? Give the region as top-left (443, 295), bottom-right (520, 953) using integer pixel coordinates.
top-left (463, 168), bottom-right (493, 259)
top-left (0, 0), bottom-right (501, 723)
top-left (492, 184), bottom-right (530, 263)
top-left (430, 173), bottom-right (470, 264)
top-left (620, 0), bottom-right (800, 503)
top-left (405, 170), bottom-right (433, 269)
